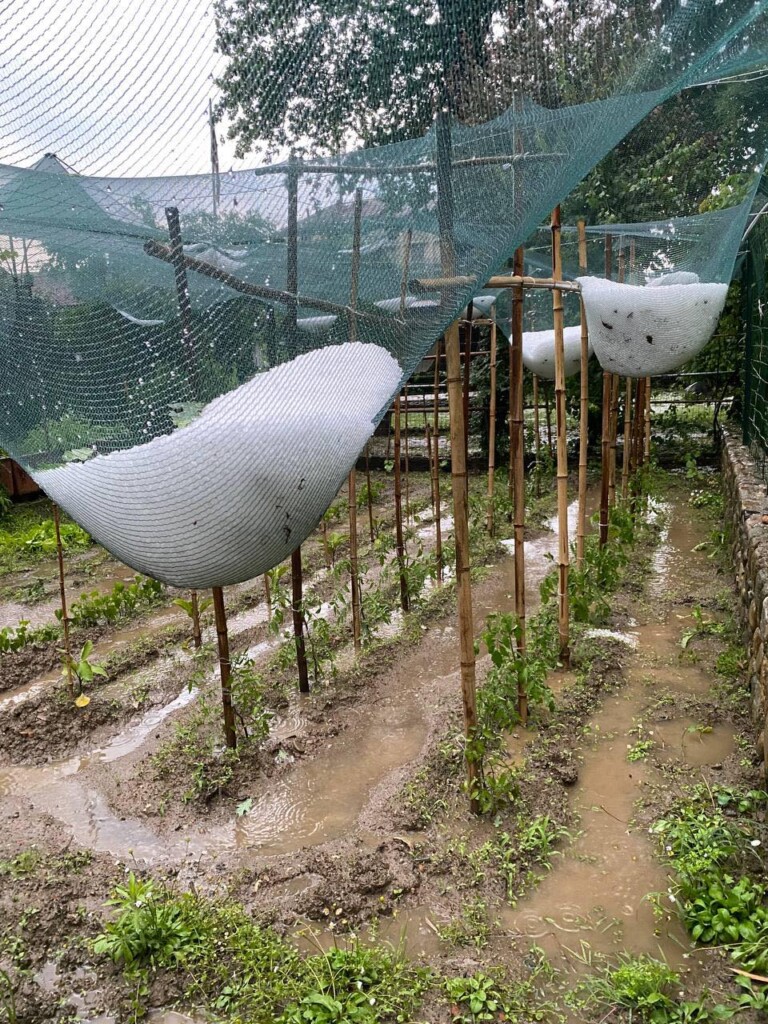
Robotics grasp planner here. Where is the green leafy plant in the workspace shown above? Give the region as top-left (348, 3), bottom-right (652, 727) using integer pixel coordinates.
top-left (445, 972), bottom-right (508, 1023)
top-left (0, 619), bottom-right (59, 654)
top-left (64, 574), bottom-right (164, 628)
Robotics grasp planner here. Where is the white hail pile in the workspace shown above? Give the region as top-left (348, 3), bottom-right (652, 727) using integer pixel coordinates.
top-left (576, 276), bottom-right (728, 377)
top-left (520, 325), bottom-right (589, 379)
top-left (37, 343), bottom-right (402, 589)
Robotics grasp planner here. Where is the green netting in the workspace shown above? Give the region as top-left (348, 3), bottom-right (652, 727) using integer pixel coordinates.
top-left (2, 1), bottom-right (768, 586)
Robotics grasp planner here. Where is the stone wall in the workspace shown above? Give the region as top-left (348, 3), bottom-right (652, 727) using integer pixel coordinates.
top-left (721, 426), bottom-right (768, 781)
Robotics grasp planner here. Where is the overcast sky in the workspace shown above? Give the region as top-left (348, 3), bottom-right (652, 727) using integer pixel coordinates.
top-left (0, 0), bottom-right (250, 178)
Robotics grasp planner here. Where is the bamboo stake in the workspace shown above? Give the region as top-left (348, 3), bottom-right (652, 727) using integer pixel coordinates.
top-left (463, 302), bottom-right (473, 463)
top-left (599, 370), bottom-right (611, 547)
top-left (621, 378), bottom-right (632, 501)
top-left (551, 206), bottom-right (570, 668)
top-left (576, 220), bottom-right (589, 569)
top-left (544, 382), bottom-right (554, 457)
top-left (286, 157), bottom-right (299, 348)
top-left (511, 247), bottom-right (528, 723)
top-left (364, 444), bottom-right (375, 542)
top-left (644, 377), bottom-right (652, 464)
top-left (445, 319), bottom-right (479, 811)
top-left (486, 303), bottom-right (498, 535)
top-left (404, 385), bottom-right (411, 523)
top-left (264, 573), bottom-right (272, 619)
top-left (321, 517), bottom-right (331, 568)
top-left (394, 395), bottom-right (410, 612)
top-left (349, 188), bottom-right (362, 342)
top-left (53, 504), bottom-right (75, 700)
top-left (433, 338), bottom-right (443, 584)
top-left (348, 470), bottom-right (361, 653)
top-left (608, 373), bottom-right (620, 507)
top-left (190, 590), bottom-right (202, 650)
top-left (533, 374), bottom-right (541, 495)
top-left (291, 547), bottom-right (310, 693)
top-left (212, 586), bottom-right (237, 749)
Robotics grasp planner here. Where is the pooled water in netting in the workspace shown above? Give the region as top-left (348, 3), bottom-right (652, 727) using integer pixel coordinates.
top-left (2, 1), bottom-right (768, 586)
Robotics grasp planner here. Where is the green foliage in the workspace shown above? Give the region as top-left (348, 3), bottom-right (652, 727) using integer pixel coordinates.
top-left (0, 619), bottom-right (59, 654)
top-left (650, 789), bottom-right (768, 973)
top-left (444, 957), bottom-right (556, 1024)
top-left (62, 638), bottom-right (108, 689)
top-left (64, 574), bottom-right (165, 627)
top-left (93, 873), bottom-right (201, 972)
top-left (173, 594), bottom-right (212, 619)
top-left (576, 954), bottom-right (679, 1020)
top-left (680, 607), bottom-right (729, 650)
top-left (445, 972), bottom-right (508, 1023)
top-left (0, 517), bottom-right (91, 561)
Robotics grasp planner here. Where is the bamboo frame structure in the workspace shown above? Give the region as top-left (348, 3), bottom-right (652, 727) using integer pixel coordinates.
top-left (348, 470), bottom-right (361, 653)
top-left (248, 151), bottom-right (566, 179)
top-left (486, 304), bottom-right (498, 535)
top-left (190, 590), bottom-right (202, 650)
top-left (212, 586), bottom-right (237, 749)
top-left (53, 504), bottom-right (75, 699)
top-left (291, 547), bottom-right (310, 693)
top-left (576, 220), bottom-right (589, 568)
top-left (621, 378), bottom-right (633, 500)
top-left (364, 444), bottom-right (375, 543)
top-left (608, 373), bottom-right (620, 507)
top-left (393, 395), bottom-right (410, 612)
top-left (445, 319), bottom-right (479, 810)
top-left (510, 247), bottom-right (528, 721)
top-left (551, 206), bottom-right (570, 667)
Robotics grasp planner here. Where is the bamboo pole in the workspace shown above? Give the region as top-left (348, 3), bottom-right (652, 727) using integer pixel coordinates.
top-left (621, 378), bottom-right (632, 501)
top-left (53, 504), bottom-right (75, 699)
top-left (463, 302), bottom-right (473, 463)
top-left (394, 395), bottom-right (410, 612)
top-left (644, 377), bottom-right (652, 464)
top-left (433, 338), bottom-right (443, 584)
top-left (348, 470), bottom-right (361, 653)
top-left (164, 207), bottom-right (198, 395)
top-left (511, 247), bottom-right (528, 722)
top-left (445, 319), bottom-right (479, 810)
top-left (404, 384), bottom-right (411, 523)
top-left (291, 547), bottom-right (310, 693)
top-left (286, 157), bottom-right (299, 348)
top-left (551, 206), bottom-right (570, 668)
top-left (576, 220), bottom-right (589, 568)
top-left (608, 373), bottom-right (620, 507)
top-left (533, 374), bottom-right (541, 495)
top-left (212, 586), bottom-right (237, 749)
top-left (264, 573), bottom-right (272, 619)
top-left (190, 590), bottom-right (202, 650)
top-left (486, 304), bottom-right (498, 535)
top-left (349, 187), bottom-right (362, 342)
top-left (599, 370), bottom-right (611, 547)
top-left (544, 382), bottom-right (554, 457)
top-left (364, 444), bottom-right (375, 543)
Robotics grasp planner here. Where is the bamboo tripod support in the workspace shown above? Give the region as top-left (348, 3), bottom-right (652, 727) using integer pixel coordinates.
top-left (190, 590), bottom-right (202, 650)
top-left (551, 207), bottom-right (570, 667)
top-left (486, 304), bottom-right (498, 535)
top-left (291, 547), bottom-right (310, 693)
top-left (576, 221), bottom-right (589, 568)
top-left (348, 470), bottom-right (361, 653)
top-left (445, 319), bottom-right (479, 811)
top-left (212, 586), bottom-right (237, 749)
top-left (53, 504), bottom-right (75, 700)
top-left (511, 247), bottom-right (528, 721)
top-left (393, 395), bottom-right (410, 612)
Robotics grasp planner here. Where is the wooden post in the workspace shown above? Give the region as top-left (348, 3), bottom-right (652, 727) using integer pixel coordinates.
top-left (190, 590), bottom-right (202, 650)
top-left (445, 320), bottom-right (479, 811)
top-left (576, 220), bottom-right (589, 569)
top-left (394, 395), bottom-right (410, 612)
top-left (291, 547), bottom-right (310, 693)
top-left (532, 374), bottom-right (541, 495)
top-left (544, 382), bottom-right (554, 457)
top-left (433, 338), bottom-right (443, 584)
top-left (348, 470), bottom-right (361, 652)
top-left (644, 377), bottom-right (652, 463)
top-left (404, 384), bottom-right (411, 523)
top-left (608, 373), bottom-right (620, 507)
top-left (511, 247), bottom-right (528, 721)
top-left (364, 444), bottom-right (375, 543)
top-left (165, 206), bottom-right (198, 396)
top-left (53, 504), bottom-right (75, 699)
top-left (551, 206), bottom-right (570, 668)
top-left (349, 187), bottom-right (362, 342)
top-left (486, 303), bottom-right (498, 535)
top-left (621, 378), bottom-right (632, 501)
top-left (599, 371), bottom-right (611, 547)
top-left (212, 586), bottom-right (236, 749)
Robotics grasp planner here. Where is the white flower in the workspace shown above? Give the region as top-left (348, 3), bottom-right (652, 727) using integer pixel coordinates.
top-left (750, 839), bottom-right (761, 847)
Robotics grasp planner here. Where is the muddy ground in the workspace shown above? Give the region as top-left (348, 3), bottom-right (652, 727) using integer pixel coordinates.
top-left (0, 442), bottom-right (765, 1023)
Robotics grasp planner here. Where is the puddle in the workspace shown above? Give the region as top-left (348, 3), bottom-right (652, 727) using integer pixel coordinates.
top-left (654, 718), bottom-right (735, 767)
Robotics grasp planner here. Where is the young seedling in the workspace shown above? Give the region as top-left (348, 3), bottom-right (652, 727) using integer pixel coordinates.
top-left (60, 639), bottom-right (107, 707)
